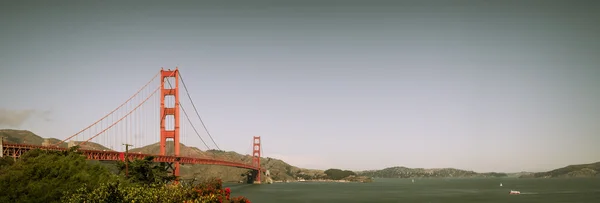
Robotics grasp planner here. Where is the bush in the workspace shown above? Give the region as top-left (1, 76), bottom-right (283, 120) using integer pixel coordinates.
top-left (0, 147), bottom-right (252, 203)
top-left (324, 168), bottom-right (356, 180)
top-left (63, 178), bottom-right (251, 203)
top-left (115, 156), bottom-right (177, 185)
top-left (0, 148), bottom-right (113, 202)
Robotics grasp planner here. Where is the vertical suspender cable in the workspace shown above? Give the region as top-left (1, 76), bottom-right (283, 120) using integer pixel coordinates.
top-left (177, 71), bottom-right (221, 150)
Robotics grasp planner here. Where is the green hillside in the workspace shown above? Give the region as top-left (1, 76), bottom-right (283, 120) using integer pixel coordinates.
top-left (1, 129), bottom-right (48, 146)
top-left (0, 129), bottom-right (110, 151)
top-left (357, 166), bottom-right (508, 178)
top-left (520, 162), bottom-right (600, 178)
top-left (1, 129), bottom-right (325, 182)
top-left (129, 142), bottom-right (326, 182)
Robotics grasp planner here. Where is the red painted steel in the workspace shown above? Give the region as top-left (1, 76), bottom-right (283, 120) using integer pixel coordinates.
top-left (252, 136), bottom-right (261, 183)
top-left (160, 68), bottom-right (181, 176)
top-left (6, 69), bottom-right (265, 178)
top-left (1, 143), bottom-right (263, 171)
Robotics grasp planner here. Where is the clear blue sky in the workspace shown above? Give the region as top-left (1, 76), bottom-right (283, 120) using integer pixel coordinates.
top-left (1, 0), bottom-right (599, 173)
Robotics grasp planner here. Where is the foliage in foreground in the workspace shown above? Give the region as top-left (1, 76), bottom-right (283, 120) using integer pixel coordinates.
top-left (115, 156), bottom-right (178, 185)
top-left (0, 147), bottom-right (251, 203)
top-left (0, 148), bottom-right (114, 202)
top-left (62, 178), bottom-right (251, 203)
top-left (0, 156), bottom-right (15, 169)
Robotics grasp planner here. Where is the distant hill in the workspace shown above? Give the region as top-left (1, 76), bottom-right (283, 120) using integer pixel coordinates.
top-left (356, 166), bottom-right (508, 178)
top-left (1, 129), bottom-right (325, 182)
top-left (1, 129), bottom-right (49, 145)
top-left (0, 129), bottom-right (110, 151)
top-left (519, 162), bottom-right (600, 178)
top-left (506, 172), bottom-right (534, 178)
top-left (129, 142), bottom-right (326, 182)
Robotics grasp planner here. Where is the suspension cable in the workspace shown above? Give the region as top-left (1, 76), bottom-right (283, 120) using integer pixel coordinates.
top-left (79, 86), bottom-right (161, 146)
top-left (179, 102), bottom-right (211, 150)
top-left (163, 70), bottom-right (220, 151)
top-left (177, 71), bottom-right (221, 150)
top-left (55, 71), bottom-right (161, 146)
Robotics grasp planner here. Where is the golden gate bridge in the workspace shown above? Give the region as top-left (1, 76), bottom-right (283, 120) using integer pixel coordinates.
top-left (1, 68), bottom-right (266, 184)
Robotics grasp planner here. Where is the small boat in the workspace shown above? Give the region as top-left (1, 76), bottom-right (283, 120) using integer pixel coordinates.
top-left (500, 183), bottom-right (503, 187)
top-left (412, 179), bottom-right (415, 183)
top-left (509, 190), bottom-right (520, 195)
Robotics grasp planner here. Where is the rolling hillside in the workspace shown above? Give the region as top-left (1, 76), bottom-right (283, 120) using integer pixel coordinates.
top-left (357, 166), bottom-right (508, 178)
top-left (129, 142), bottom-right (326, 182)
top-left (519, 162), bottom-right (600, 178)
top-left (0, 129), bottom-right (110, 151)
top-left (1, 129), bottom-right (325, 182)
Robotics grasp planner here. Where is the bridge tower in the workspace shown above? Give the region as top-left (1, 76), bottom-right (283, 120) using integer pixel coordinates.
top-left (160, 68), bottom-right (181, 177)
top-left (252, 136), bottom-right (261, 184)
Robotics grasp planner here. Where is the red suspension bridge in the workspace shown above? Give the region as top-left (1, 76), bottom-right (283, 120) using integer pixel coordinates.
top-left (1, 68), bottom-right (265, 183)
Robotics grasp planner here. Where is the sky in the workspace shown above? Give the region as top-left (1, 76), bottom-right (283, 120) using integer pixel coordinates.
top-left (1, 0), bottom-right (599, 173)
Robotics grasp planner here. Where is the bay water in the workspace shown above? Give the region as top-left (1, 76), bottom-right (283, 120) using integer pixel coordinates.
top-left (228, 178), bottom-right (600, 202)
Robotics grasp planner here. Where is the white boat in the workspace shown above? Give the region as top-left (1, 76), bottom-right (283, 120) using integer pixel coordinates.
top-left (509, 190), bottom-right (520, 195)
top-left (412, 179), bottom-right (415, 183)
top-left (500, 183), bottom-right (503, 187)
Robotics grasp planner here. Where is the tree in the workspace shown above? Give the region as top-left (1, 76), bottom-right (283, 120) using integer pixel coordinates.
top-left (324, 168), bottom-right (356, 180)
top-left (0, 156), bottom-right (14, 170)
top-left (0, 148), bottom-right (114, 203)
top-left (62, 177), bottom-right (252, 203)
top-left (0, 147), bottom-right (252, 202)
top-left (116, 156), bottom-right (177, 185)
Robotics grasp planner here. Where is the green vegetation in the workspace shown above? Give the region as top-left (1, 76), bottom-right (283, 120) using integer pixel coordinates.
top-left (130, 141), bottom-right (328, 182)
top-left (281, 168), bottom-right (370, 183)
top-left (0, 147), bottom-right (114, 202)
top-left (324, 168), bottom-right (356, 180)
top-left (1, 129), bottom-right (48, 145)
top-left (0, 146), bottom-right (251, 202)
top-left (357, 167), bottom-right (508, 178)
top-left (115, 156), bottom-right (177, 185)
top-left (520, 162), bottom-right (600, 178)
top-left (2, 129), bottom-right (331, 183)
top-left (62, 177), bottom-right (251, 203)
top-left (0, 156), bottom-right (14, 169)
top-left (0, 129), bottom-right (110, 150)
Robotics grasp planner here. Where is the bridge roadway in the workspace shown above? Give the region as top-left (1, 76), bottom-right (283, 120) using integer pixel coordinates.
top-left (1, 142), bottom-right (263, 171)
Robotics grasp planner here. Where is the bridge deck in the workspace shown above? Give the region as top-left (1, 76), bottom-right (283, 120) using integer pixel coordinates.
top-left (1, 143), bottom-right (262, 171)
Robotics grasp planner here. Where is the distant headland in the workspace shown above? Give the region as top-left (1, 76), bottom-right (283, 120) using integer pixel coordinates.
top-left (2, 129), bottom-right (598, 182)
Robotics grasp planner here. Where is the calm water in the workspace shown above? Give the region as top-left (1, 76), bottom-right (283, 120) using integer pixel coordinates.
top-left (228, 178), bottom-right (600, 203)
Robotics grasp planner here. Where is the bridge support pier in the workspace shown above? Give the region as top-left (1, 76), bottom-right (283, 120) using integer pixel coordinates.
top-left (246, 170), bottom-right (261, 184)
top-left (160, 68), bottom-right (181, 177)
top-left (265, 169), bottom-right (273, 184)
top-left (251, 136), bottom-right (261, 184)
top-left (165, 162), bottom-right (176, 174)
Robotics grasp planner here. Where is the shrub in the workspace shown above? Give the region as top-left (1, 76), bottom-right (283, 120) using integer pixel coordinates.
top-left (63, 178), bottom-right (251, 203)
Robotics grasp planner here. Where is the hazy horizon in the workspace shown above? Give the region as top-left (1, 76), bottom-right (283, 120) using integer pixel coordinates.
top-left (1, 0), bottom-right (599, 173)
top-left (0, 128), bottom-right (594, 173)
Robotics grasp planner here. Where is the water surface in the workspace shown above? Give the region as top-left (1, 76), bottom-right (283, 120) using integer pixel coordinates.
top-left (228, 178), bottom-right (600, 202)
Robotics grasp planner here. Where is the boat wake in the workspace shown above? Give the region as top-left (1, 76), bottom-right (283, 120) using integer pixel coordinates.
top-left (509, 190), bottom-right (539, 195)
